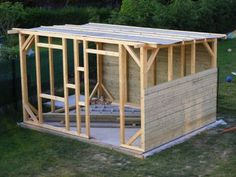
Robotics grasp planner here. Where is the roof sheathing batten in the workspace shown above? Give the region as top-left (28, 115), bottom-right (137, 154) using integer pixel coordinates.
top-left (16, 23), bottom-right (226, 45)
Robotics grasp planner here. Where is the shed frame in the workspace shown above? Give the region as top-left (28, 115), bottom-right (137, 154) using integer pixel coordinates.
top-left (9, 23), bottom-right (225, 156)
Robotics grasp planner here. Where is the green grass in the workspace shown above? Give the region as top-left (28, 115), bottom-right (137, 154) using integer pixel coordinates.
top-left (0, 39), bottom-right (236, 177)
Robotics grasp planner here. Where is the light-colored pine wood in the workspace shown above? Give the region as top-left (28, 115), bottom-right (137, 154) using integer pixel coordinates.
top-left (119, 44), bottom-right (125, 144)
top-left (126, 129), bottom-right (142, 146)
top-left (124, 45), bottom-right (140, 67)
top-left (140, 46), bottom-right (148, 150)
top-left (19, 34), bottom-right (29, 122)
top-left (168, 46), bottom-right (173, 81)
top-left (211, 39), bottom-right (217, 68)
top-left (73, 39), bottom-right (81, 134)
top-left (203, 41), bottom-right (215, 57)
top-left (48, 37), bottom-right (55, 112)
top-left (35, 35), bottom-right (43, 124)
top-left (191, 41), bottom-right (196, 74)
top-left (62, 38), bottom-right (70, 130)
top-left (22, 35), bottom-right (34, 51)
top-left (83, 40), bottom-right (90, 137)
top-left (24, 104), bottom-right (38, 122)
top-left (96, 43), bottom-right (103, 97)
top-left (180, 44), bottom-right (185, 77)
top-left (86, 48), bottom-right (119, 57)
top-left (147, 48), bottom-right (159, 71)
top-left (37, 43), bottom-right (63, 49)
top-left (40, 93), bottom-right (65, 102)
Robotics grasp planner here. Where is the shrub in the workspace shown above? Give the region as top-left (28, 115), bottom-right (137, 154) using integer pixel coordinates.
top-left (0, 2), bottom-right (26, 36)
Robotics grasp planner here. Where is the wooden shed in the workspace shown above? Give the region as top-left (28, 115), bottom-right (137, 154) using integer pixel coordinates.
top-left (9, 23), bottom-right (226, 157)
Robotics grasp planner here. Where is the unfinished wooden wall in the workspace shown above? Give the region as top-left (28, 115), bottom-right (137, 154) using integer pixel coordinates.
top-left (102, 43), bottom-right (211, 104)
top-left (143, 68), bottom-right (217, 151)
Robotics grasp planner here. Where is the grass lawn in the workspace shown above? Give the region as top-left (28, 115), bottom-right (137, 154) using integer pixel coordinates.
top-left (0, 39), bottom-right (236, 177)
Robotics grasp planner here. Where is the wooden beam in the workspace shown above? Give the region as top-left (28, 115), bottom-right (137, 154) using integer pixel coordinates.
top-left (19, 34), bottom-right (29, 122)
top-left (101, 84), bottom-right (114, 101)
top-left (140, 46), bottom-right (148, 150)
top-left (36, 43), bottom-right (63, 50)
top-left (96, 43), bottom-right (103, 98)
top-left (211, 39), bottom-right (217, 68)
top-left (24, 104), bottom-right (38, 123)
top-left (86, 49), bottom-right (119, 57)
top-left (35, 35), bottom-right (43, 124)
top-left (40, 93), bottom-right (65, 102)
top-left (126, 129), bottom-right (142, 146)
top-left (119, 44), bottom-right (126, 144)
top-left (62, 38), bottom-right (70, 130)
top-left (147, 48), bottom-right (159, 71)
top-left (73, 39), bottom-right (81, 134)
top-left (180, 44), bottom-right (186, 77)
top-left (28, 103), bottom-right (38, 115)
top-left (191, 41), bottom-right (196, 74)
top-left (48, 37), bottom-right (55, 112)
top-left (123, 45), bottom-right (140, 67)
top-left (66, 83), bottom-right (75, 89)
top-left (22, 35), bottom-right (34, 51)
top-left (89, 83), bottom-right (99, 99)
top-left (25, 35), bottom-right (35, 52)
top-left (83, 40), bottom-right (90, 137)
top-left (203, 41), bottom-right (215, 58)
top-left (168, 46), bottom-right (173, 81)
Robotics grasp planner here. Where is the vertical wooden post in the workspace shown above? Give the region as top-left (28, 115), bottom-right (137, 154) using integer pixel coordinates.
top-left (83, 40), bottom-right (90, 137)
top-left (124, 49), bottom-right (128, 103)
top-left (19, 34), bottom-right (29, 122)
top-left (211, 39), bottom-right (217, 68)
top-left (35, 35), bottom-right (43, 123)
top-left (152, 58), bottom-right (157, 85)
top-left (140, 46), bottom-right (148, 150)
top-left (74, 39), bottom-right (81, 134)
top-left (180, 44), bottom-right (185, 77)
top-left (62, 38), bottom-right (70, 130)
top-left (48, 37), bottom-right (55, 112)
top-left (191, 41), bottom-right (196, 74)
top-left (96, 43), bottom-right (103, 97)
top-left (168, 46), bottom-right (173, 81)
top-left (119, 44), bottom-right (126, 144)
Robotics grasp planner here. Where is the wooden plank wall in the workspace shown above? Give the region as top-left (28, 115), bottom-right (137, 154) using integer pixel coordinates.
top-left (144, 68), bottom-right (217, 151)
top-left (102, 43), bottom-right (211, 104)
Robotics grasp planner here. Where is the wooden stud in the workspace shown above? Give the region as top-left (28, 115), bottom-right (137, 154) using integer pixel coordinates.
top-left (83, 40), bottom-right (90, 137)
top-left (101, 84), bottom-right (114, 101)
top-left (22, 35), bottom-right (34, 51)
top-left (96, 43), bottom-right (103, 98)
top-left (48, 37), bottom-right (55, 112)
top-left (62, 38), bottom-right (70, 130)
top-left (19, 34), bottom-right (29, 122)
top-left (140, 46), bottom-right (148, 150)
top-left (119, 44), bottom-right (126, 144)
top-left (74, 39), bottom-right (81, 134)
top-left (191, 41), bottom-right (196, 74)
top-left (203, 41), bottom-right (215, 58)
top-left (211, 39), bottom-right (217, 68)
top-left (180, 44), bottom-right (186, 77)
top-left (40, 93), bottom-right (65, 102)
top-left (35, 35), bottom-right (43, 124)
top-left (168, 46), bottom-right (173, 81)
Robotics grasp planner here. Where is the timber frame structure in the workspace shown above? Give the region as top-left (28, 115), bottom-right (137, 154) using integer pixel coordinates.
top-left (9, 23), bottom-right (226, 156)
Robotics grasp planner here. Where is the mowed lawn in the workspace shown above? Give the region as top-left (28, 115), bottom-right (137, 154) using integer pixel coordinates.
top-left (0, 39), bottom-right (236, 177)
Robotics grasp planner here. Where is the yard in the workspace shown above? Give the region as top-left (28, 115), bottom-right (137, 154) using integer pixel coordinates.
top-left (0, 39), bottom-right (236, 177)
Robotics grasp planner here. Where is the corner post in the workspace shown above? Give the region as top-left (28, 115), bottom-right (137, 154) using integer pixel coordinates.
top-left (140, 46), bottom-right (148, 150)
top-left (180, 44), bottom-right (186, 77)
top-left (119, 44), bottom-right (126, 144)
top-left (168, 46), bottom-right (173, 81)
top-left (191, 41), bottom-right (196, 74)
top-left (19, 34), bottom-right (29, 122)
top-left (212, 39), bottom-right (217, 68)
